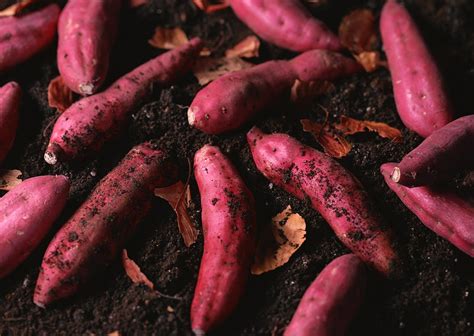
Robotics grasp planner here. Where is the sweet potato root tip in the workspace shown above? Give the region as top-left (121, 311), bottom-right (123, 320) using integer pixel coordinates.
top-left (187, 106), bottom-right (197, 126)
top-left (391, 167), bottom-right (401, 183)
top-left (79, 83), bottom-right (95, 96)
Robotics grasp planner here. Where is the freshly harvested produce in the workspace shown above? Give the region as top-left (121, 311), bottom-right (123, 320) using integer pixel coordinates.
top-left (188, 50), bottom-right (360, 134)
top-left (57, 0), bottom-right (122, 95)
top-left (0, 82), bottom-right (21, 163)
top-left (247, 127), bottom-right (397, 275)
top-left (44, 38), bottom-right (203, 165)
top-left (284, 254), bottom-right (366, 336)
top-left (0, 175), bottom-right (70, 279)
top-left (191, 145), bottom-right (257, 334)
top-left (391, 115), bottom-right (474, 186)
top-left (34, 142), bottom-right (177, 307)
top-left (0, 4), bottom-right (60, 72)
top-left (382, 163), bottom-right (474, 257)
top-left (229, 0), bottom-right (341, 52)
top-left (380, 0), bottom-right (454, 138)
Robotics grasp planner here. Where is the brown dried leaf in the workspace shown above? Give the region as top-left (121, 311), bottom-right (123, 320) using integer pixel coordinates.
top-left (148, 27), bottom-right (189, 50)
top-left (48, 76), bottom-right (75, 113)
top-left (192, 57), bottom-right (254, 85)
top-left (122, 250), bottom-right (154, 290)
top-left (155, 181), bottom-right (198, 247)
top-left (129, 0), bottom-right (147, 7)
top-left (192, 0), bottom-right (229, 13)
top-left (252, 205), bottom-right (306, 275)
top-left (355, 51), bottom-right (387, 72)
top-left (0, 0), bottom-right (39, 17)
top-left (335, 115), bottom-right (402, 142)
top-left (339, 9), bottom-right (377, 54)
top-left (0, 169), bottom-right (23, 191)
top-left (225, 35), bottom-right (260, 59)
top-left (301, 119), bottom-right (352, 158)
top-left (290, 79), bottom-right (335, 105)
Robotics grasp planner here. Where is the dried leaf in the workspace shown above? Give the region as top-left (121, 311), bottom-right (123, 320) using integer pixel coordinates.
top-left (225, 35), bottom-right (260, 59)
top-left (290, 79), bottom-right (335, 104)
top-left (122, 250), bottom-right (154, 290)
top-left (0, 169), bottom-right (23, 191)
top-left (192, 57), bottom-right (254, 85)
top-left (48, 76), bottom-right (75, 113)
top-left (301, 119), bottom-right (352, 158)
top-left (0, 0), bottom-right (39, 17)
top-left (155, 181), bottom-right (198, 247)
top-left (355, 51), bottom-right (387, 72)
top-left (129, 0), bottom-right (147, 7)
top-left (339, 9), bottom-right (377, 54)
top-left (192, 0), bottom-right (229, 13)
top-left (148, 27), bottom-right (189, 50)
top-left (252, 206), bottom-right (306, 275)
top-left (335, 115), bottom-right (402, 142)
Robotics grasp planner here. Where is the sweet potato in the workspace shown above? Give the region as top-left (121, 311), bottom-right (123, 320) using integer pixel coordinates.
top-left (382, 163), bottom-right (474, 257)
top-left (284, 254), bottom-right (366, 336)
top-left (57, 0), bottom-right (121, 95)
top-left (188, 50), bottom-right (360, 134)
top-left (191, 145), bottom-right (257, 334)
top-left (34, 142), bottom-right (176, 307)
top-left (0, 4), bottom-right (60, 72)
top-left (229, 0), bottom-right (341, 52)
top-left (0, 175), bottom-right (70, 279)
top-left (391, 115), bottom-right (474, 186)
top-left (247, 127), bottom-right (398, 275)
top-left (380, 0), bottom-right (454, 138)
top-left (44, 38), bottom-right (202, 165)
top-left (0, 82), bottom-right (21, 163)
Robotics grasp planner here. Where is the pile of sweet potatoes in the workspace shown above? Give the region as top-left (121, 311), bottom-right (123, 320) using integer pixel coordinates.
top-left (0, 0), bottom-right (472, 335)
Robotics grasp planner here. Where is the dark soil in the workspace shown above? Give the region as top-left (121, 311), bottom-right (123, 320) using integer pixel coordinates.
top-left (1, 0), bottom-right (474, 335)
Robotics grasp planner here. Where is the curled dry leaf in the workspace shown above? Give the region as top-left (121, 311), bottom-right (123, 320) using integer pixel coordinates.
top-left (290, 79), bottom-right (335, 104)
top-left (355, 51), bottom-right (387, 72)
top-left (154, 181), bottom-right (198, 247)
top-left (192, 0), bottom-right (229, 13)
top-left (192, 57), bottom-right (254, 85)
top-left (335, 115), bottom-right (402, 142)
top-left (0, 169), bottom-right (23, 191)
top-left (129, 0), bottom-right (148, 7)
top-left (301, 119), bottom-right (352, 158)
top-left (339, 9), bottom-right (377, 54)
top-left (225, 35), bottom-right (260, 59)
top-left (122, 249), bottom-right (154, 290)
top-left (252, 205), bottom-right (306, 275)
top-left (48, 76), bottom-right (75, 113)
top-left (0, 0), bottom-right (39, 17)
top-left (148, 27), bottom-right (189, 50)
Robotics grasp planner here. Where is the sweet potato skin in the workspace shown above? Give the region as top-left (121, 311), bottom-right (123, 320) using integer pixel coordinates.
top-left (380, 0), bottom-right (454, 138)
top-left (0, 82), bottom-right (21, 163)
top-left (0, 4), bottom-right (60, 72)
top-left (0, 175), bottom-right (70, 279)
top-left (191, 145), bottom-right (257, 334)
top-left (57, 0), bottom-right (121, 95)
top-left (382, 163), bottom-right (474, 257)
top-left (247, 127), bottom-right (398, 275)
top-left (44, 38), bottom-right (202, 165)
top-left (284, 254), bottom-right (366, 336)
top-left (188, 50), bottom-right (360, 135)
top-left (229, 0), bottom-right (341, 52)
top-left (392, 115), bottom-right (474, 186)
top-left (34, 143), bottom-right (176, 307)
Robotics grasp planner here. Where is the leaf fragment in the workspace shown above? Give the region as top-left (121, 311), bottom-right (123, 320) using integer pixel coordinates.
top-left (0, 169), bottom-right (23, 191)
top-left (122, 249), bottom-right (154, 290)
top-left (225, 35), bottom-right (260, 59)
top-left (192, 0), bottom-right (229, 13)
top-left (335, 115), bottom-right (402, 142)
top-left (301, 119), bottom-right (352, 158)
top-left (0, 0), bottom-right (39, 17)
top-left (48, 76), bottom-right (75, 113)
top-left (148, 27), bottom-right (189, 50)
top-left (192, 57), bottom-right (254, 85)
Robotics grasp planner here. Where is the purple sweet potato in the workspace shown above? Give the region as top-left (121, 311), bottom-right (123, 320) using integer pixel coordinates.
top-left (391, 115), bottom-right (474, 186)
top-left (57, 0), bottom-right (121, 95)
top-left (229, 0), bottom-right (341, 52)
top-left (0, 4), bottom-right (60, 72)
top-left (0, 82), bottom-right (21, 163)
top-left (34, 142), bottom-right (176, 307)
top-left (247, 127), bottom-right (398, 275)
top-left (191, 145), bottom-right (257, 334)
top-left (284, 254), bottom-right (366, 336)
top-left (382, 163), bottom-right (474, 257)
top-left (188, 50), bottom-right (360, 134)
top-left (0, 175), bottom-right (70, 279)
top-left (380, 0), bottom-right (454, 138)
top-left (44, 38), bottom-right (202, 165)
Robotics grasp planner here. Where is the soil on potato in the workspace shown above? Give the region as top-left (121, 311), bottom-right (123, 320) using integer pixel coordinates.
top-left (1, 0), bottom-right (474, 335)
